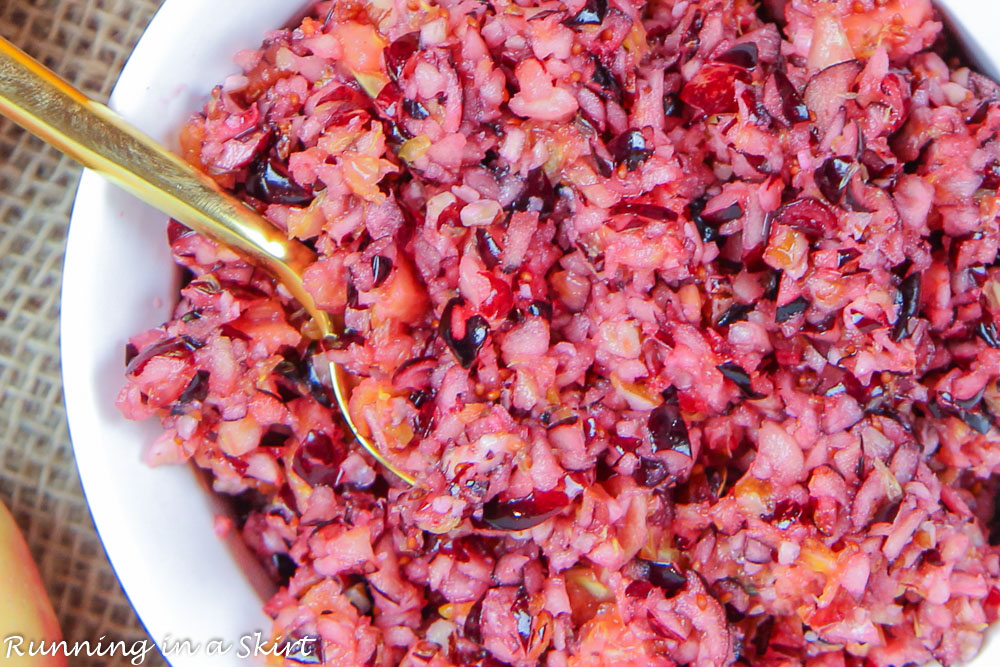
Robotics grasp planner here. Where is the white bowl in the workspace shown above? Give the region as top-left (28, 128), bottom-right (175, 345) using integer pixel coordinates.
top-left (59, 1), bottom-right (1000, 665)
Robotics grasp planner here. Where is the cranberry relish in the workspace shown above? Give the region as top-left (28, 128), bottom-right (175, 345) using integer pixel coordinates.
top-left (119, 0), bottom-right (1000, 665)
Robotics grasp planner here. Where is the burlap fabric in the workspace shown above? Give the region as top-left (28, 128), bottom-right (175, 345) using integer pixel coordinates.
top-left (0, 0), bottom-right (166, 664)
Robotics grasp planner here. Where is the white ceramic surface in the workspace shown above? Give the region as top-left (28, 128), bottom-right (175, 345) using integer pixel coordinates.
top-left (59, 1), bottom-right (1000, 665)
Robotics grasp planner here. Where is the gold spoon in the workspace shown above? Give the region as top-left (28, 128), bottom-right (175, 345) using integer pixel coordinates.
top-left (0, 36), bottom-right (416, 487)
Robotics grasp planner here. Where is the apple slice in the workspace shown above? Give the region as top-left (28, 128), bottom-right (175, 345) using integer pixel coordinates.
top-left (0, 501), bottom-right (66, 666)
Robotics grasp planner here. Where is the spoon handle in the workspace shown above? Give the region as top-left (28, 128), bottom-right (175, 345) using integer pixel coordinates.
top-left (0, 36), bottom-right (417, 487)
top-left (0, 36), bottom-right (319, 316)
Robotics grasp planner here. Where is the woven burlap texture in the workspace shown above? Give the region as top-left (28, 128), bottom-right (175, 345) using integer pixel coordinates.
top-left (0, 0), bottom-right (166, 665)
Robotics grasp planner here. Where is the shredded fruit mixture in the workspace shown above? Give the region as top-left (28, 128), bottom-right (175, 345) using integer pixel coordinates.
top-left (118, 0), bottom-right (1000, 664)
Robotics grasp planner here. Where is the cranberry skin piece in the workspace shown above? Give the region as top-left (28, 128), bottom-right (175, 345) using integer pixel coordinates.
top-left (480, 489), bottom-right (570, 530)
top-left (282, 635), bottom-right (323, 664)
top-left (167, 219), bottom-right (194, 245)
top-left (770, 499), bottom-right (804, 529)
top-left (969, 100), bottom-right (992, 124)
top-left (373, 80), bottom-right (402, 117)
top-left (385, 32), bottom-right (420, 81)
top-left (402, 98), bottom-right (430, 119)
top-left (259, 425), bottom-right (294, 450)
top-left (776, 296), bottom-right (809, 323)
top-left (636, 458), bottom-right (670, 487)
top-left (717, 302), bottom-right (754, 327)
top-left (291, 431), bottom-right (345, 488)
top-left (715, 42), bottom-right (758, 70)
top-left (647, 399), bottom-right (691, 457)
top-left (640, 560), bottom-right (687, 598)
top-left (608, 129), bottom-right (653, 172)
top-left (892, 273), bottom-right (922, 342)
top-left (270, 553), bottom-right (297, 587)
top-left (527, 300), bottom-right (553, 321)
top-left (701, 201), bottom-right (743, 225)
top-left (563, 0), bottom-right (607, 26)
top-left (439, 298), bottom-right (490, 368)
top-left (688, 196), bottom-right (720, 243)
top-left (125, 336), bottom-right (199, 376)
top-left (753, 616), bottom-right (776, 657)
top-left (511, 168), bottom-right (555, 218)
top-left (588, 150), bottom-right (614, 178)
top-left (511, 587), bottom-right (532, 649)
top-left (371, 255), bottom-right (392, 288)
top-left (244, 156), bottom-right (314, 207)
top-left (814, 156), bottom-right (854, 204)
top-left (591, 57), bottom-right (623, 102)
top-left (717, 362), bottom-right (765, 399)
top-left (625, 580), bottom-right (654, 598)
top-left (475, 228), bottom-right (503, 269)
top-left (172, 369), bottom-right (210, 412)
top-left (774, 70), bottom-right (809, 123)
top-left (977, 319), bottom-right (1000, 349)
top-left (464, 596), bottom-right (485, 643)
top-left (680, 63), bottom-right (751, 115)
top-left (837, 248), bottom-right (861, 268)
top-left (478, 272), bottom-right (514, 320)
top-left (609, 201), bottom-right (678, 221)
top-left (775, 198), bottom-right (837, 236)
top-left (662, 92), bottom-right (681, 117)
top-left (982, 161), bottom-right (1000, 190)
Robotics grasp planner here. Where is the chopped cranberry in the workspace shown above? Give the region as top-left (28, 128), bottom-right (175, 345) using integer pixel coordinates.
top-left (977, 318), bottom-right (1000, 349)
top-left (717, 362), bottom-right (765, 399)
top-left (385, 32), bottom-right (420, 81)
top-left (511, 168), bottom-right (555, 218)
top-left (609, 201), bottom-right (678, 221)
top-left (440, 298), bottom-right (490, 368)
top-left (636, 457), bottom-right (670, 487)
top-left (291, 431), bottom-right (344, 488)
top-left (625, 580), bottom-right (654, 598)
top-left (244, 156), bottom-right (314, 207)
top-left (715, 42), bottom-right (758, 70)
top-left (608, 129), bottom-right (653, 172)
top-left (402, 98), bottom-right (430, 119)
top-left (125, 336), bottom-right (199, 376)
top-left (770, 499), bottom-right (803, 529)
top-left (476, 228), bottom-right (503, 269)
top-left (591, 57), bottom-right (623, 102)
top-left (480, 488), bottom-right (570, 530)
top-left (512, 586), bottom-right (532, 649)
top-left (464, 596), bottom-right (485, 643)
top-left (167, 219), bottom-right (194, 245)
top-left (680, 63), bottom-right (751, 115)
top-left (717, 302), bottom-right (754, 326)
top-left (563, 0), bottom-right (607, 26)
top-left (892, 273), bottom-right (922, 342)
top-left (478, 272), bottom-right (514, 320)
top-left (172, 370), bottom-right (210, 411)
top-left (371, 255), bottom-right (392, 288)
top-left (773, 70), bottom-right (809, 124)
top-left (701, 201), bottom-right (743, 225)
top-left (775, 198), bottom-right (837, 236)
top-left (644, 560), bottom-right (687, 597)
top-left (814, 156), bottom-right (854, 205)
top-left (776, 296), bottom-right (808, 323)
top-left (648, 393), bottom-right (691, 457)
